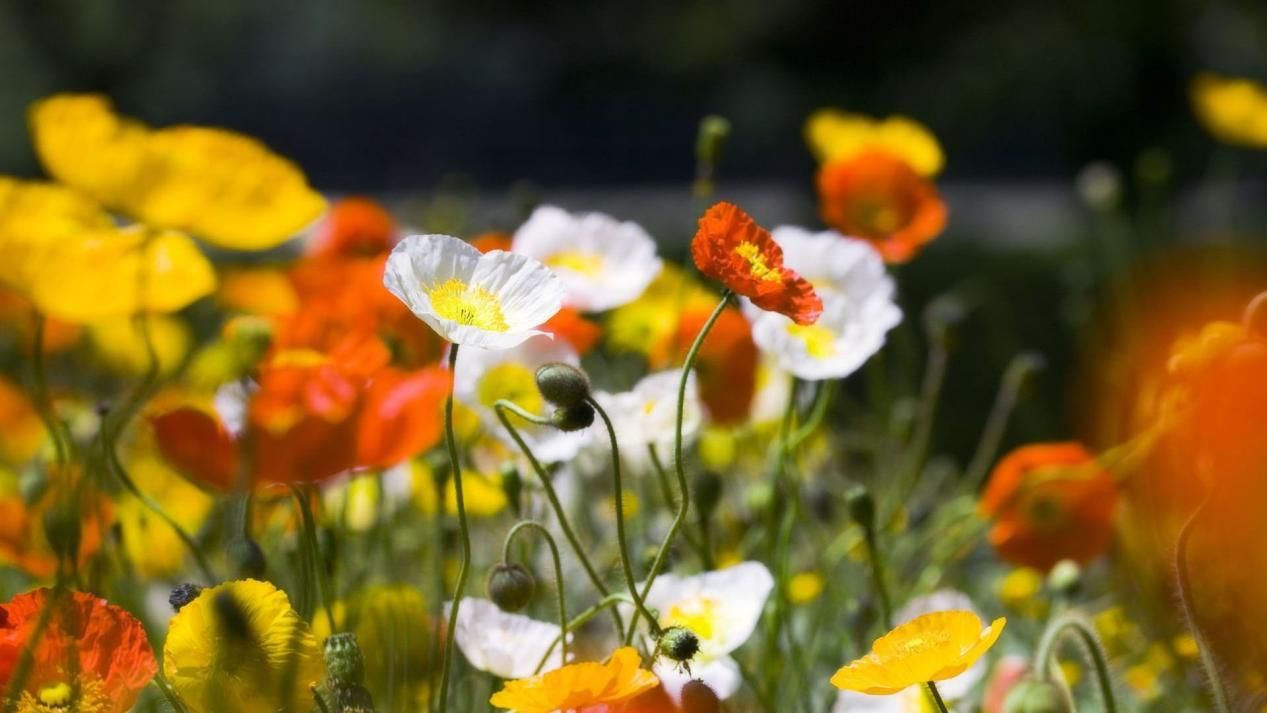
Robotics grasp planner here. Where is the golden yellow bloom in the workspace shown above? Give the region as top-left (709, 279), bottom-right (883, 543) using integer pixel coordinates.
top-left (116, 454), bottom-right (213, 577)
top-left (162, 579), bottom-right (323, 713)
top-left (0, 177), bottom-right (215, 321)
top-left (805, 110), bottom-right (944, 176)
top-left (490, 646), bottom-right (659, 713)
top-left (1191, 72), bottom-right (1267, 148)
top-left (607, 264), bottom-right (716, 358)
top-left (830, 611), bottom-right (1006, 695)
top-left (87, 314), bottom-right (191, 376)
top-left (29, 94), bottom-right (325, 250)
top-left (788, 571), bottom-right (825, 605)
top-left (996, 567), bottom-right (1049, 620)
top-left (216, 267), bottom-right (300, 316)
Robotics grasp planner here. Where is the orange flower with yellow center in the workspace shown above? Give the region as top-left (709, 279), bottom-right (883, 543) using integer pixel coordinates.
top-left (980, 442), bottom-right (1117, 571)
top-left (490, 646), bottom-right (660, 713)
top-left (690, 202), bottom-right (821, 325)
top-left (831, 611), bottom-right (1006, 695)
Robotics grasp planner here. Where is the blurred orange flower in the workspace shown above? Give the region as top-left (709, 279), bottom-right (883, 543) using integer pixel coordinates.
top-left (0, 376), bottom-right (45, 466)
top-left (651, 304), bottom-right (756, 425)
top-left (816, 150), bottom-right (947, 264)
top-left (470, 230), bottom-right (514, 254)
top-left (691, 202), bottom-right (821, 325)
top-left (980, 442), bottom-right (1117, 571)
top-left (0, 469), bottom-right (111, 580)
top-left (490, 647), bottom-right (659, 713)
top-left (0, 588), bottom-right (156, 713)
top-left (542, 308), bottom-right (603, 356)
top-left (308, 196), bottom-right (398, 258)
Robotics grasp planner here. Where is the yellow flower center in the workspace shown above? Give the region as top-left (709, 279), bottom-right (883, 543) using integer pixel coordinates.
top-left (734, 241), bottom-right (782, 283)
top-left (19, 679), bottom-right (109, 713)
top-left (427, 278), bottom-right (508, 332)
top-left (786, 323), bottom-right (836, 358)
top-left (477, 363), bottom-right (544, 415)
top-left (546, 251), bottom-right (604, 276)
top-left (39, 684), bottom-right (71, 706)
top-left (662, 594), bottom-right (720, 640)
top-left (269, 348), bottom-right (330, 368)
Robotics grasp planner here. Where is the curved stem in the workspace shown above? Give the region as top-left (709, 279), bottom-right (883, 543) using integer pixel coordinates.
top-left (630, 290), bottom-right (732, 645)
top-left (924, 682), bottom-right (950, 713)
top-left (1174, 489), bottom-right (1231, 713)
top-left (502, 521), bottom-right (568, 665)
top-left (493, 400), bottom-right (625, 639)
top-left (534, 593), bottom-right (635, 674)
top-left (587, 397), bottom-right (659, 643)
top-left (647, 445), bottom-right (710, 567)
top-left (437, 345), bottom-right (471, 713)
top-left (1034, 612), bottom-right (1118, 713)
top-left (966, 353), bottom-right (1037, 491)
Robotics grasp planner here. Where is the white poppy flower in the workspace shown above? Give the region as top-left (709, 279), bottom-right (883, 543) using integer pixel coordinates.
top-left (446, 598), bottom-right (566, 679)
top-left (770, 226), bottom-right (896, 302)
top-left (453, 334), bottom-right (590, 463)
top-left (590, 369), bottom-right (702, 465)
top-left (512, 205), bottom-right (663, 312)
top-left (384, 234), bottom-right (564, 349)
top-left (832, 590), bottom-right (989, 712)
top-left (638, 561), bottom-right (774, 701)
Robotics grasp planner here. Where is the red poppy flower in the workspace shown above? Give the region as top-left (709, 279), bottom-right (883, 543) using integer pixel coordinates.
top-left (308, 196), bottom-right (398, 258)
top-left (816, 149), bottom-right (947, 264)
top-left (0, 588), bottom-right (156, 713)
top-left (691, 202), bottom-right (822, 325)
top-left (651, 305), bottom-right (757, 425)
top-left (980, 442), bottom-right (1117, 571)
top-left (356, 365), bottom-right (450, 469)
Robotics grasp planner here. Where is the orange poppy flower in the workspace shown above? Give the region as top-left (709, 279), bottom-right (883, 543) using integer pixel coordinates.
top-left (0, 588), bottom-right (156, 713)
top-left (979, 442), bottom-right (1117, 571)
top-left (0, 376), bottom-right (45, 466)
top-left (470, 230), bottom-right (514, 254)
top-left (356, 365), bottom-right (450, 469)
top-left (816, 149), bottom-right (947, 264)
top-left (691, 202), bottom-right (822, 325)
top-left (490, 647), bottom-right (659, 713)
top-left (651, 304), bottom-right (757, 425)
top-left (308, 196), bottom-right (398, 258)
top-left (0, 468), bottom-right (110, 580)
top-left (542, 307), bottom-right (603, 356)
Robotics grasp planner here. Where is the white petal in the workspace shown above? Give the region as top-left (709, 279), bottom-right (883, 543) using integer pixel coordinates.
top-left (751, 289), bottom-right (900, 381)
top-left (642, 561), bottom-right (774, 658)
top-left (472, 250), bottom-right (565, 331)
top-left (446, 598), bottom-right (565, 679)
top-left (832, 688), bottom-right (917, 713)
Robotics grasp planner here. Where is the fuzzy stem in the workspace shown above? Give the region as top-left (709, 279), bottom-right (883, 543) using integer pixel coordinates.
top-left (1034, 612), bottom-right (1119, 713)
top-left (437, 344), bottom-right (471, 713)
top-left (502, 521), bottom-right (568, 665)
top-left (1174, 490), bottom-right (1231, 713)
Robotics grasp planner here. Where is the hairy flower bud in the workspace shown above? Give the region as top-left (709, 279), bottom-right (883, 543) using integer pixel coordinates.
top-left (535, 363), bottom-right (591, 407)
top-left (324, 632), bottom-right (366, 688)
top-left (42, 504), bottom-right (81, 564)
top-left (169, 583), bottom-right (205, 613)
top-left (486, 562), bottom-right (536, 612)
top-left (658, 625), bottom-right (701, 666)
top-left (552, 403), bottom-right (595, 432)
top-left (1047, 560), bottom-right (1082, 597)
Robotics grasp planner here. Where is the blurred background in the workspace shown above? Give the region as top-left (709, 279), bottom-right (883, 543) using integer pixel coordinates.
top-left (3, 0), bottom-right (1267, 451)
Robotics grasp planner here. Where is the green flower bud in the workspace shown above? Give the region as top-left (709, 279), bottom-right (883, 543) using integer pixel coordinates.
top-left (1003, 678), bottom-right (1072, 713)
top-left (486, 562), bottom-right (536, 612)
top-left (324, 632), bottom-right (366, 688)
top-left (332, 686), bottom-right (375, 713)
top-left (658, 625), bottom-right (701, 666)
top-left (695, 116), bottom-right (732, 167)
top-left (535, 363), bottom-right (591, 407)
top-left (552, 403), bottom-right (595, 432)
top-left (41, 503), bottom-right (81, 564)
top-left (693, 471), bottom-right (723, 519)
top-left (845, 485), bottom-right (875, 530)
top-left (168, 583), bottom-right (205, 613)
top-left (1047, 559), bottom-right (1082, 597)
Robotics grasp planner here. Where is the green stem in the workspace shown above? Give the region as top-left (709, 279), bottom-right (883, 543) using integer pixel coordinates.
top-left (153, 672), bottom-right (189, 713)
top-left (493, 400), bottom-right (624, 639)
top-left (437, 344), bottom-right (472, 713)
top-left (630, 290), bottom-right (732, 644)
top-left (502, 521), bottom-right (568, 665)
top-left (896, 341), bottom-right (948, 504)
top-left (647, 444), bottom-right (710, 567)
top-left (1034, 612), bottom-right (1119, 713)
top-left (966, 353), bottom-right (1036, 491)
top-left (27, 313), bottom-right (69, 466)
top-left (292, 485), bottom-right (337, 634)
top-left (862, 518), bottom-right (894, 629)
top-left (1174, 489), bottom-right (1231, 713)
top-left (588, 397), bottom-right (659, 643)
top-left (925, 682), bottom-right (950, 713)
top-left (534, 593), bottom-right (634, 674)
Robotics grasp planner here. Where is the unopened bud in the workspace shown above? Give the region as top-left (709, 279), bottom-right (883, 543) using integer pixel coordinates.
top-left (1074, 162), bottom-right (1122, 212)
top-left (658, 625), bottom-right (701, 665)
top-left (923, 296), bottom-right (967, 351)
top-left (1047, 560), bottom-right (1082, 597)
top-left (552, 403), bottom-right (595, 432)
top-left (42, 504), bottom-right (81, 564)
top-left (535, 363), bottom-right (591, 408)
top-left (845, 485), bottom-right (875, 531)
top-left (486, 562), bottom-right (536, 612)
top-left (324, 632), bottom-right (366, 687)
top-left (695, 116), bottom-right (732, 167)
top-left (169, 583), bottom-right (205, 613)
top-left (1007, 352), bottom-right (1047, 400)
top-left (1003, 678), bottom-right (1072, 713)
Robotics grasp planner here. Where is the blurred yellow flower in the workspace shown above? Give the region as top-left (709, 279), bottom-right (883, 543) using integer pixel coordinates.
top-left (996, 567), bottom-right (1049, 620)
top-left (446, 470), bottom-right (508, 517)
top-left (1191, 73), bottom-right (1267, 148)
top-left (0, 177), bottom-right (215, 321)
top-left (788, 571), bottom-right (825, 605)
top-left (805, 110), bottom-right (945, 176)
top-left (116, 455), bottom-right (213, 577)
top-left (88, 314), bottom-right (191, 376)
top-left (29, 94), bottom-right (326, 250)
top-left (489, 646), bottom-right (659, 713)
top-left (216, 267), bottom-right (300, 316)
top-left (831, 611), bottom-right (1006, 695)
top-left (163, 579), bottom-right (323, 713)
top-left (607, 264), bottom-right (715, 358)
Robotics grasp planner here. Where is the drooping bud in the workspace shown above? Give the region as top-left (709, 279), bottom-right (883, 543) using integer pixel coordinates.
top-left (486, 562), bottom-right (536, 612)
top-left (1003, 678), bottom-right (1072, 713)
top-left (1047, 559), bottom-right (1082, 597)
top-left (695, 116), bottom-right (731, 168)
top-left (535, 363), bottom-right (591, 408)
top-left (681, 679), bottom-right (722, 713)
top-left (845, 485), bottom-right (876, 531)
top-left (552, 403), bottom-right (595, 432)
top-left (657, 626), bottom-right (701, 668)
top-left (169, 583), bottom-right (205, 613)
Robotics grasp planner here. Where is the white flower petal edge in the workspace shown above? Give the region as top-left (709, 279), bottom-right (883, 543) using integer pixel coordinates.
top-left (512, 205), bottom-right (663, 312)
top-left (383, 234), bottom-right (564, 349)
top-left (446, 598), bottom-right (566, 679)
top-left (591, 369), bottom-right (702, 456)
top-left (654, 655), bottom-right (742, 703)
top-left (751, 288), bottom-right (901, 381)
top-left (642, 561), bottom-right (774, 661)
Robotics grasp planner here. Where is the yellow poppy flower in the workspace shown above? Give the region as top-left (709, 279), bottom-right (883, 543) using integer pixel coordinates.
top-left (116, 454), bottom-right (213, 577)
top-left (830, 611), bottom-right (1006, 695)
top-left (489, 646), bottom-right (659, 713)
top-left (29, 93), bottom-right (325, 250)
top-left (1190, 72), bottom-right (1267, 148)
top-left (805, 109), bottom-right (945, 177)
top-left (0, 177), bottom-right (216, 321)
top-left (87, 314), bottom-right (191, 375)
top-left (162, 579), bottom-right (324, 713)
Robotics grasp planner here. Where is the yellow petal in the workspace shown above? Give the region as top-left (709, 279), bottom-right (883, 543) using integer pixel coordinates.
top-left (1191, 72), bottom-right (1267, 148)
top-left (87, 314), bottom-right (192, 375)
top-left (805, 109), bottom-right (944, 176)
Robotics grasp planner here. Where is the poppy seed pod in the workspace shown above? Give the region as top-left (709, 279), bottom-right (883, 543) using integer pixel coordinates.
top-left (324, 632), bottom-right (366, 688)
top-left (168, 583), bottom-right (205, 613)
top-left (487, 562), bottom-right (536, 612)
top-left (552, 403), bottom-right (595, 432)
top-left (658, 625), bottom-right (701, 665)
top-left (1003, 678), bottom-right (1072, 713)
top-left (535, 362), bottom-right (591, 407)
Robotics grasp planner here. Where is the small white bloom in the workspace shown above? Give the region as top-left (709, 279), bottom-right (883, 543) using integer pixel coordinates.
top-left (832, 590), bottom-right (989, 712)
top-left (384, 234), bottom-right (564, 349)
top-left (769, 226), bottom-right (895, 301)
top-left (591, 369), bottom-right (702, 465)
top-left (639, 561), bottom-right (774, 701)
top-left (447, 598), bottom-right (566, 679)
top-left (453, 334), bottom-right (589, 463)
top-left (512, 205), bottom-right (663, 312)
